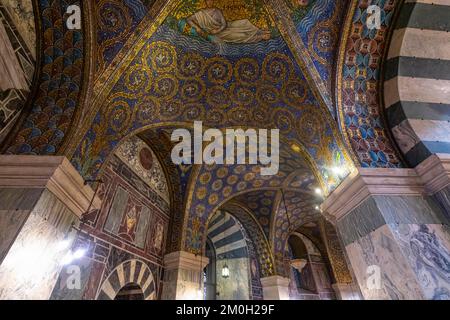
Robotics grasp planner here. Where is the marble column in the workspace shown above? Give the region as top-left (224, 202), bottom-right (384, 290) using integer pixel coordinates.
top-left (416, 154), bottom-right (450, 220)
top-left (260, 276), bottom-right (290, 300)
top-left (322, 167), bottom-right (450, 300)
top-left (162, 251), bottom-right (209, 300)
top-left (0, 155), bottom-right (100, 300)
top-left (332, 283), bottom-right (361, 300)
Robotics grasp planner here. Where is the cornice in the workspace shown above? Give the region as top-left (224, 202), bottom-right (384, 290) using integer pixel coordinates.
top-left (164, 251), bottom-right (209, 271)
top-left (0, 155), bottom-right (101, 217)
top-left (322, 167), bottom-right (422, 221)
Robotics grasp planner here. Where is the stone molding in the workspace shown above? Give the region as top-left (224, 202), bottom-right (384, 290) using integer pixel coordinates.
top-left (415, 154), bottom-right (450, 194)
top-left (322, 168), bottom-right (422, 221)
top-left (164, 251), bottom-right (209, 271)
top-left (260, 275), bottom-right (290, 289)
top-left (260, 276), bottom-right (290, 300)
top-left (322, 154), bottom-right (450, 222)
top-left (0, 155), bottom-right (100, 217)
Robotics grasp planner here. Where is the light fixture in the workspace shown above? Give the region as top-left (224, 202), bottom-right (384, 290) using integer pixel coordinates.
top-left (61, 248), bottom-right (86, 266)
top-left (61, 252), bottom-right (75, 266)
top-left (73, 248), bottom-right (86, 259)
top-left (315, 188), bottom-right (322, 196)
top-left (221, 263), bottom-right (230, 279)
top-left (56, 239), bottom-right (71, 251)
top-left (332, 167), bottom-right (344, 176)
top-left (315, 205), bottom-right (320, 211)
top-left (290, 259), bottom-right (308, 272)
top-left (196, 288), bottom-right (203, 300)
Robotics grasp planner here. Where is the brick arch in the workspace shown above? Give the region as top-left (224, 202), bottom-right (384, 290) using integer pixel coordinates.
top-left (97, 259), bottom-right (156, 300)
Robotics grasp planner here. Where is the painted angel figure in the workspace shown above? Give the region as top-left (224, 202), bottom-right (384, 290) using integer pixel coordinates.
top-left (178, 0), bottom-right (271, 44)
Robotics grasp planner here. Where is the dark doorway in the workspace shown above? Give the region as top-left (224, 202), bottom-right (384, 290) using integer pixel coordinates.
top-left (114, 283), bottom-right (144, 300)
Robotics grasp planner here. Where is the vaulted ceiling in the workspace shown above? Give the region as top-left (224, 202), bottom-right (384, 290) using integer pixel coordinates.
top-left (6, 0), bottom-right (391, 259)
top-left (66, 0), bottom-right (355, 255)
top-left (68, 0), bottom-right (354, 193)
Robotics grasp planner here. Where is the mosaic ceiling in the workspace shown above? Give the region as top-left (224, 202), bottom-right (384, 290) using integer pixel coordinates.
top-left (234, 190), bottom-right (277, 238)
top-left (2, 0), bottom-right (407, 259)
top-left (69, 0), bottom-right (353, 193)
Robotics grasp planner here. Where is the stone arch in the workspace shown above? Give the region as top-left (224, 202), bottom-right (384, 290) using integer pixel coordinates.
top-left (336, 0), bottom-right (405, 168)
top-left (180, 139), bottom-right (321, 256)
top-left (287, 231), bottom-right (335, 299)
top-left (206, 210), bottom-right (253, 300)
top-left (97, 259), bottom-right (156, 300)
top-left (91, 126), bottom-right (185, 253)
top-left (221, 202), bottom-right (275, 278)
top-left (270, 190), bottom-right (321, 275)
top-left (383, 0), bottom-right (450, 167)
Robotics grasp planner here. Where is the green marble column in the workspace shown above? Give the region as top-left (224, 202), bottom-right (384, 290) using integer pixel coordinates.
top-left (323, 168), bottom-right (450, 300)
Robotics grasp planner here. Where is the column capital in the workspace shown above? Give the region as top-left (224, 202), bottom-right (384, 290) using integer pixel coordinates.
top-left (415, 154), bottom-right (450, 194)
top-left (322, 167), bottom-right (422, 221)
top-left (260, 275), bottom-right (290, 287)
top-left (0, 155), bottom-right (101, 217)
top-left (260, 276), bottom-right (290, 300)
top-left (164, 251), bottom-right (209, 271)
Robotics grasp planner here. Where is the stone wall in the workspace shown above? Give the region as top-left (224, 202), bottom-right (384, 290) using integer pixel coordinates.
top-left (51, 154), bottom-right (170, 300)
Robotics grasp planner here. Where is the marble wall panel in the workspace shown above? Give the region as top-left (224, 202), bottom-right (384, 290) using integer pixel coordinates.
top-left (389, 223), bottom-right (450, 299)
top-left (50, 256), bottom-right (94, 300)
top-left (374, 195), bottom-right (448, 226)
top-left (104, 186), bottom-right (129, 235)
top-left (0, 188), bottom-right (43, 263)
top-left (345, 225), bottom-right (425, 300)
top-left (216, 257), bottom-right (250, 300)
top-left (338, 195), bottom-right (450, 300)
top-left (162, 268), bottom-right (204, 300)
top-left (0, 190), bottom-right (77, 300)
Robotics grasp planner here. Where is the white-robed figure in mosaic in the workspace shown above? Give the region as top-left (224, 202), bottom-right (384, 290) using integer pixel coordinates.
top-left (180, 0), bottom-right (271, 43)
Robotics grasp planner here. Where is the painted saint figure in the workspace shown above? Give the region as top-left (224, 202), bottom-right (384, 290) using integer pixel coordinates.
top-left (178, 0), bottom-right (271, 44)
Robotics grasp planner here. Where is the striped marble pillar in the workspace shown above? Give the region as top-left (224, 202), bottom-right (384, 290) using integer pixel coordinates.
top-left (322, 167), bottom-right (450, 300)
top-left (384, 0), bottom-right (450, 167)
top-left (0, 155), bottom-right (100, 299)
